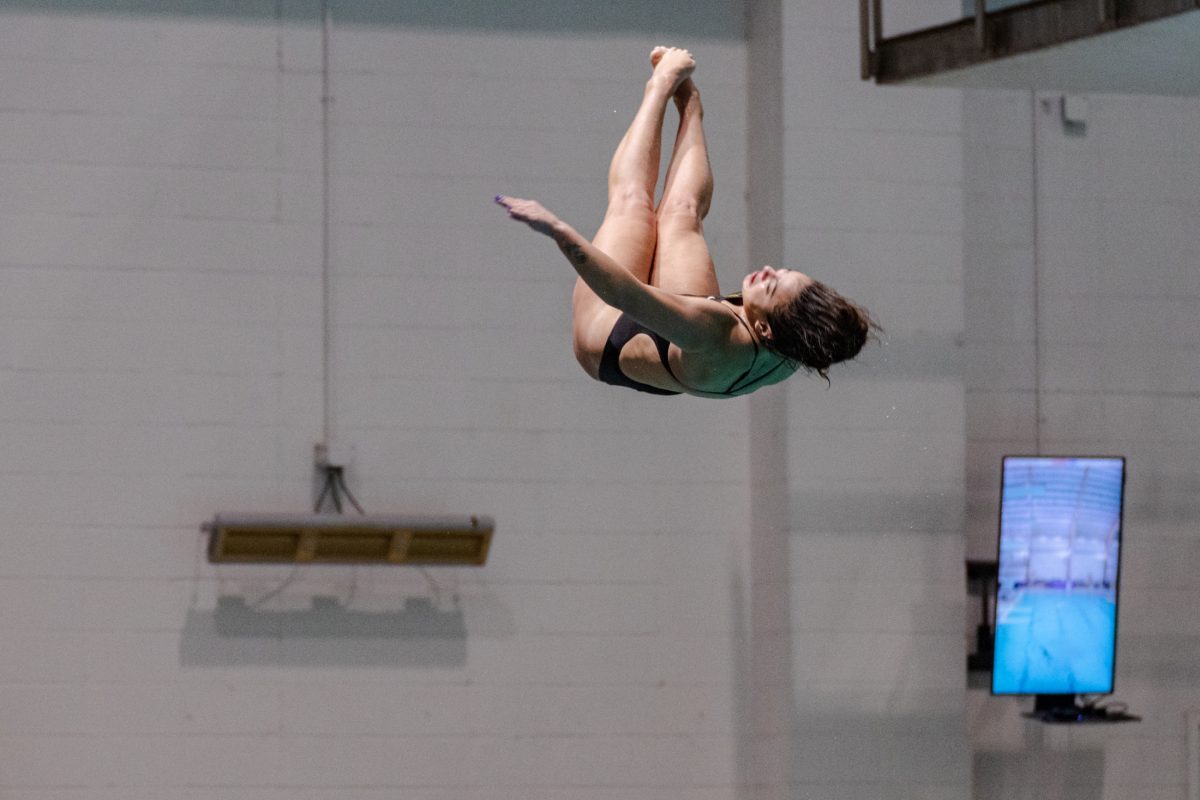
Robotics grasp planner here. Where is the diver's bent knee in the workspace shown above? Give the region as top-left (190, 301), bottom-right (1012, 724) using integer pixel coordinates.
top-left (606, 184), bottom-right (656, 217)
top-left (657, 197), bottom-right (707, 224)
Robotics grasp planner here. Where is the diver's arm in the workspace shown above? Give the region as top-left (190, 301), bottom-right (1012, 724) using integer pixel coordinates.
top-left (497, 195), bottom-right (731, 350)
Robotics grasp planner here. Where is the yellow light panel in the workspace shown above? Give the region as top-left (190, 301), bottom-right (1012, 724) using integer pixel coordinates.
top-left (205, 513), bottom-right (493, 566)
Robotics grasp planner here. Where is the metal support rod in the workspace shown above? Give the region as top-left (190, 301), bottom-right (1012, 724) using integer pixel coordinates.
top-left (320, 0), bottom-right (334, 445)
top-left (1099, 0), bottom-right (1115, 24)
top-left (872, 0), bottom-right (882, 47)
top-left (859, 0), bottom-right (871, 79)
top-left (1031, 91), bottom-right (1043, 456)
top-left (975, 0), bottom-right (987, 51)
top-left (1187, 710), bottom-right (1199, 800)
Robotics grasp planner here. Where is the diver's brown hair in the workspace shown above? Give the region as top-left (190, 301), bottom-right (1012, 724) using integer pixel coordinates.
top-left (763, 280), bottom-right (881, 383)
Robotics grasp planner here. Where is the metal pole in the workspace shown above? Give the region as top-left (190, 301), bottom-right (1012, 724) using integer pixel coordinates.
top-left (975, 0), bottom-right (986, 51)
top-left (859, 0), bottom-right (871, 80)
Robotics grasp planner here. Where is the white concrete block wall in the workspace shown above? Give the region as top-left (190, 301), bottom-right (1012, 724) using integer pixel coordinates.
top-left (324, 18), bottom-right (755, 796)
top-left (0, 3), bottom-right (758, 798)
top-left (777, 3), bottom-right (970, 799)
top-left (964, 90), bottom-right (1200, 799)
top-left (0, 1), bottom-right (985, 798)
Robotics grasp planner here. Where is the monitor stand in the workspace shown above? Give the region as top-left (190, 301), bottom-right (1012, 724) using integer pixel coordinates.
top-left (1022, 694), bottom-right (1140, 724)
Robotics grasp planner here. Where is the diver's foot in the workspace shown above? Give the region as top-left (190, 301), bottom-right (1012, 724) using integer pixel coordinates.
top-left (648, 46), bottom-right (695, 95)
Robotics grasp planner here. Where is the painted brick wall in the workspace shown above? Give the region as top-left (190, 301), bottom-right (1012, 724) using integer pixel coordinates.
top-left (0, 2), bottom-right (756, 797)
top-left (964, 89), bottom-right (1200, 800)
top-left (0, 1), bottom-right (981, 798)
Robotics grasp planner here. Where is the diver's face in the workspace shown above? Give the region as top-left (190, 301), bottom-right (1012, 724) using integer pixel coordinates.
top-left (742, 266), bottom-right (812, 316)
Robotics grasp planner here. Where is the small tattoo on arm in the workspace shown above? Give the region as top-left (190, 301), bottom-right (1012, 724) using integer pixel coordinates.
top-left (561, 242), bottom-right (587, 267)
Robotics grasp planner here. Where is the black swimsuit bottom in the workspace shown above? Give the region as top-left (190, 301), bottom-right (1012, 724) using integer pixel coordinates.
top-left (596, 295), bottom-right (786, 397)
top-left (597, 313), bottom-right (682, 396)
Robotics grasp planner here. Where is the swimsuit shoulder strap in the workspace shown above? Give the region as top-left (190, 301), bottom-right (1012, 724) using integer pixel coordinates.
top-left (706, 295), bottom-right (762, 395)
top-left (707, 294), bottom-right (795, 395)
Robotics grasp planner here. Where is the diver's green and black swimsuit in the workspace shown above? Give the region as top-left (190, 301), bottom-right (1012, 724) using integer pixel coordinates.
top-left (596, 294), bottom-right (789, 397)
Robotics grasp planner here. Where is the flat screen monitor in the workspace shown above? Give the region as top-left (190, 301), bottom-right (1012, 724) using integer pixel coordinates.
top-left (992, 455), bottom-right (1126, 697)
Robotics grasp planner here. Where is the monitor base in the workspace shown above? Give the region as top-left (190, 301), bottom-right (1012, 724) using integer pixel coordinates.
top-left (1022, 694), bottom-right (1140, 724)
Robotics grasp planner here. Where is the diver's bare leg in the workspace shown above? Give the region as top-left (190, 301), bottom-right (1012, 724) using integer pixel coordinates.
top-left (651, 78), bottom-right (719, 297)
top-left (571, 47), bottom-right (695, 374)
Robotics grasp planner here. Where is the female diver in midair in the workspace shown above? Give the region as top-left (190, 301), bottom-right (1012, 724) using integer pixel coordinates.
top-left (497, 47), bottom-right (879, 397)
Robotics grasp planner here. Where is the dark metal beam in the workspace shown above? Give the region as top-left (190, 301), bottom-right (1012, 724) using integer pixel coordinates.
top-left (871, 0), bottom-right (1196, 84)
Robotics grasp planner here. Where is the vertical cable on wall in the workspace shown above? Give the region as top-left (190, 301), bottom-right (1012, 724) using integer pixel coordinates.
top-left (1031, 90), bottom-right (1043, 455)
top-left (320, 0), bottom-right (334, 445)
top-left (1187, 709), bottom-right (1200, 800)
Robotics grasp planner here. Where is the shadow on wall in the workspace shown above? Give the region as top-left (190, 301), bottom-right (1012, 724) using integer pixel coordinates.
top-left (180, 595), bottom-right (471, 668)
top-left (974, 746), bottom-right (1104, 800)
top-left (1120, 633), bottom-right (1200, 688)
top-left (0, 0), bottom-right (745, 37)
top-left (789, 709), bottom-right (973, 789)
